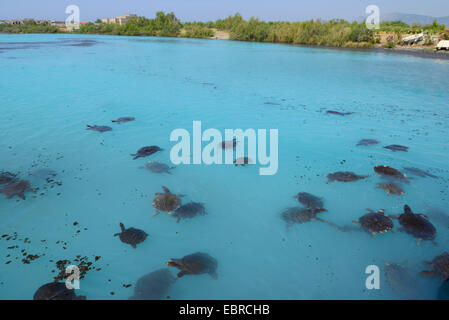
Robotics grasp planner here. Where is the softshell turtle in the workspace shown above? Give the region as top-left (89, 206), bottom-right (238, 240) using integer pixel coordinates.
top-left (111, 117), bottom-right (135, 124)
top-left (86, 124), bottom-right (112, 132)
top-left (172, 202), bottom-right (206, 223)
top-left (390, 205), bottom-right (437, 245)
top-left (152, 186), bottom-right (182, 216)
top-left (33, 282), bottom-right (86, 300)
top-left (280, 207), bottom-right (328, 229)
top-left (234, 157), bottom-right (253, 166)
top-left (0, 171), bottom-right (16, 184)
top-left (374, 165), bottom-right (410, 183)
top-left (129, 268), bottom-right (176, 300)
top-left (383, 144), bottom-right (408, 152)
top-left (327, 171), bottom-right (367, 182)
top-left (166, 252), bottom-right (218, 279)
top-left (131, 146), bottom-right (163, 160)
top-left (1, 179), bottom-right (31, 200)
top-left (219, 138), bottom-right (237, 149)
top-left (403, 167), bottom-right (438, 179)
top-left (353, 209), bottom-right (394, 236)
top-left (376, 182), bottom-right (404, 196)
top-left (420, 252), bottom-right (449, 281)
top-left (140, 161), bottom-right (175, 174)
top-left (356, 139), bottom-right (379, 146)
top-left (384, 262), bottom-right (420, 299)
top-left (114, 222), bottom-right (148, 248)
top-left (294, 192), bottom-right (323, 209)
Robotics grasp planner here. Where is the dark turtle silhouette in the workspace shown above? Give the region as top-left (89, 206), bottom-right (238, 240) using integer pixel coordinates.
top-left (172, 202), bottom-right (206, 223)
top-left (166, 252), bottom-right (218, 279)
top-left (353, 209), bottom-right (394, 236)
top-left (374, 165), bottom-right (410, 183)
top-left (327, 171), bottom-right (367, 182)
top-left (140, 161), bottom-right (175, 174)
top-left (420, 252), bottom-right (449, 281)
top-left (129, 268), bottom-right (176, 300)
top-left (383, 144), bottom-right (408, 152)
top-left (114, 222), bottom-right (148, 248)
top-left (86, 124), bottom-right (112, 132)
top-left (152, 186), bottom-right (182, 216)
top-left (376, 182), bottom-right (404, 196)
top-left (1, 179), bottom-right (31, 200)
top-left (280, 207), bottom-right (329, 229)
top-left (403, 167), bottom-right (438, 179)
top-left (111, 117), bottom-right (135, 124)
top-left (356, 139), bottom-right (379, 146)
top-left (219, 138), bottom-right (237, 149)
top-left (0, 171), bottom-right (16, 184)
top-left (33, 282), bottom-right (86, 300)
top-left (384, 262), bottom-right (420, 299)
top-left (234, 157), bottom-right (253, 166)
top-left (131, 146), bottom-right (163, 160)
top-left (390, 205), bottom-right (437, 245)
top-left (326, 110), bottom-right (354, 116)
top-left (294, 192), bottom-right (323, 209)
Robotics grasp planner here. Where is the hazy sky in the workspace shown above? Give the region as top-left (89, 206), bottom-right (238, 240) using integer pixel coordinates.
top-left (1, 0), bottom-right (449, 22)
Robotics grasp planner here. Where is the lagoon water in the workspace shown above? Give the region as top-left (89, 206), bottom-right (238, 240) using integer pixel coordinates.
top-left (1, 34), bottom-right (449, 300)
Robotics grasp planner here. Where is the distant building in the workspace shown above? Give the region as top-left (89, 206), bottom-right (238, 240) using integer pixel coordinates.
top-left (101, 14), bottom-right (137, 25)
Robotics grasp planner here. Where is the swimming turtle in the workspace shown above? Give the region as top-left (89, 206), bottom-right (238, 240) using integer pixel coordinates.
top-left (129, 268), bottom-right (176, 300)
top-left (294, 192), bottom-right (324, 209)
top-left (0, 171), bottom-right (16, 185)
top-left (383, 144), bottom-right (408, 152)
top-left (131, 146), bottom-right (163, 160)
top-left (114, 222), bottom-right (148, 248)
top-left (166, 252), bottom-right (218, 279)
top-left (327, 171), bottom-right (367, 182)
top-left (326, 110), bottom-right (354, 116)
top-left (376, 182), bottom-right (404, 196)
top-left (234, 157), bottom-right (253, 166)
top-left (280, 207), bottom-right (328, 229)
top-left (111, 117), bottom-right (135, 124)
top-left (140, 161), bottom-right (175, 174)
top-left (33, 282), bottom-right (86, 300)
top-left (356, 139), bottom-right (379, 146)
top-left (86, 124), bottom-right (112, 132)
top-left (374, 165), bottom-right (410, 183)
top-left (219, 138), bottom-right (237, 149)
top-left (420, 252), bottom-right (449, 281)
top-left (390, 205), bottom-right (437, 245)
top-left (172, 202), bottom-right (207, 223)
top-left (1, 179), bottom-right (31, 200)
top-left (403, 167), bottom-right (438, 179)
top-left (352, 209), bottom-right (394, 236)
top-left (384, 262), bottom-right (420, 299)
top-left (152, 186), bottom-right (182, 216)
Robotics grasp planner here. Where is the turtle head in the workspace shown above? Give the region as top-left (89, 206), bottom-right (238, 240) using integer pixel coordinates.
top-left (166, 259), bottom-right (181, 268)
top-left (404, 205), bottom-right (413, 214)
top-left (316, 208), bottom-right (327, 213)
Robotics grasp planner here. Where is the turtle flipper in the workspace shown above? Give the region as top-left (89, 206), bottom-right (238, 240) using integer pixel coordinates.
top-left (18, 193), bottom-right (25, 200)
top-left (131, 244), bottom-right (137, 249)
top-left (176, 217), bottom-right (181, 223)
top-left (153, 210), bottom-right (159, 217)
top-left (420, 270), bottom-right (439, 277)
top-left (177, 271), bottom-right (185, 278)
top-left (209, 271), bottom-right (218, 280)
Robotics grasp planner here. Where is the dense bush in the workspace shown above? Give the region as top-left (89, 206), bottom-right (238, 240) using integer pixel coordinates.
top-left (0, 20), bottom-right (60, 33)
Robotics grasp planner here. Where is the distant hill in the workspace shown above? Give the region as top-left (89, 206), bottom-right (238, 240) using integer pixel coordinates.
top-left (354, 13), bottom-right (449, 26)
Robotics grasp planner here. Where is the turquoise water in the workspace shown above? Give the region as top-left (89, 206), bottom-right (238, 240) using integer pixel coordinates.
top-left (1, 34), bottom-right (449, 300)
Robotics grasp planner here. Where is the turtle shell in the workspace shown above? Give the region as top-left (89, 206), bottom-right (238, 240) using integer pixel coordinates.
top-left (1, 179), bottom-right (31, 200)
top-left (144, 162), bottom-right (172, 174)
top-left (426, 252), bottom-right (449, 280)
top-left (153, 192), bottom-right (181, 212)
top-left (327, 171), bottom-right (366, 182)
top-left (399, 212), bottom-right (436, 241)
top-left (115, 223), bottom-right (148, 248)
top-left (167, 252), bottom-right (218, 279)
top-left (358, 210), bottom-right (393, 235)
top-left (33, 282), bottom-right (85, 300)
top-left (130, 268), bottom-right (176, 300)
top-left (295, 192), bottom-right (323, 209)
top-left (172, 202), bottom-right (206, 222)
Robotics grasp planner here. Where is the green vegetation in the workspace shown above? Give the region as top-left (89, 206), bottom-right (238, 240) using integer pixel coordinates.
top-left (79, 12), bottom-right (181, 36)
top-left (0, 20), bottom-right (60, 33)
top-left (1, 12), bottom-right (447, 49)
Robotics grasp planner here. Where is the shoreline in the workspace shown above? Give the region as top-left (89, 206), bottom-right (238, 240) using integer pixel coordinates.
top-left (1, 31), bottom-right (449, 60)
